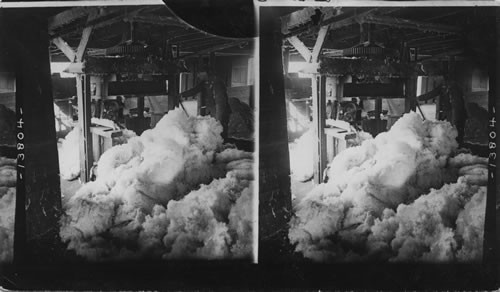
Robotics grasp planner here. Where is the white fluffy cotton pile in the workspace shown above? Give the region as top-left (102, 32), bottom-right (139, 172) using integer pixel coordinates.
top-left (58, 121), bottom-right (137, 180)
top-left (289, 112), bottom-right (488, 262)
top-left (60, 108), bottom-right (254, 260)
top-left (0, 157), bottom-right (16, 263)
top-left (289, 128), bottom-right (372, 183)
top-left (368, 178), bottom-right (486, 262)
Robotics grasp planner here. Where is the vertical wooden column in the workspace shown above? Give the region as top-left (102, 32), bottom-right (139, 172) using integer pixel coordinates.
top-left (335, 76), bottom-right (344, 120)
top-left (259, 7), bottom-right (293, 263)
top-left (404, 76), bottom-right (417, 113)
top-left (402, 45), bottom-right (417, 113)
top-left (312, 74), bottom-right (327, 184)
top-left (5, 10), bottom-right (63, 263)
top-left (76, 74), bottom-right (93, 182)
top-left (137, 96), bottom-right (145, 118)
top-left (282, 48), bottom-right (290, 75)
top-left (375, 97), bottom-right (382, 120)
top-left (435, 90), bottom-right (441, 120)
top-left (167, 74), bottom-right (180, 110)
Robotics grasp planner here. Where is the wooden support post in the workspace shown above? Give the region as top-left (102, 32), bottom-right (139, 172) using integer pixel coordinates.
top-left (168, 74), bottom-right (180, 110)
top-left (435, 91), bottom-right (441, 120)
top-left (259, 7), bottom-right (293, 263)
top-left (402, 45), bottom-right (417, 113)
top-left (375, 96), bottom-right (385, 134)
top-left (405, 76), bottom-right (418, 112)
top-left (335, 76), bottom-right (344, 120)
top-left (73, 10), bottom-right (96, 183)
top-left (312, 74), bottom-right (327, 184)
top-left (92, 131), bottom-right (101, 164)
top-left (4, 10), bottom-right (63, 264)
top-left (283, 48), bottom-right (290, 75)
top-left (137, 95), bottom-right (145, 118)
top-left (76, 74), bottom-right (93, 182)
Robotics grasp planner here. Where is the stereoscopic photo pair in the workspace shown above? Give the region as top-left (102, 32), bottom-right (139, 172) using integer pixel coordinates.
top-left (0, 1), bottom-right (498, 290)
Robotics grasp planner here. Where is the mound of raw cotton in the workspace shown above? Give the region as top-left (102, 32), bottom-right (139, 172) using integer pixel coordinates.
top-left (60, 108), bottom-right (254, 260)
top-left (58, 122), bottom-right (136, 180)
top-left (368, 178), bottom-right (486, 262)
top-left (289, 112), bottom-right (488, 262)
top-left (289, 128), bottom-right (372, 182)
top-left (0, 157), bottom-right (16, 263)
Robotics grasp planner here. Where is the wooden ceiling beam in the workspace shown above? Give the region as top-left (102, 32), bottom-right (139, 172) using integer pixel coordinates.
top-left (422, 45), bottom-right (462, 53)
top-left (181, 40), bottom-right (249, 59)
top-left (175, 35), bottom-right (216, 46)
top-left (283, 8), bottom-right (377, 39)
top-left (131, 15), bottom-right (185, 27)
top-left (281, 7), bottom-right (337, 35)
top-left (420, 48), bottom-right (464, 62)
top-left (49, 7), bottom-right (144, 39)
top-left (417, 39), bottom-right (461, 50)
top-left (181, 39), bottom-right (226, 52)
top-left (361, 15), bottom-right (461, 34)
top-left (407, 34), bottom-right (456, 44)
top-left (48, 7), bottom-right (96, 32)
top-left (167, 31), bottom-right (202, 42)
top-left (423, 9), bottom-right (465, 21)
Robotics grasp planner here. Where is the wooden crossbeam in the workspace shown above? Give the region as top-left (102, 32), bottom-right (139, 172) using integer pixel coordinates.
top-left (362, 15), bottom-right (461, 34)
top-left (287, 36), bottom-right (311, 62)
top-left (52, 37), bottom-right (76, 62)
top-left (311, 25), bottom-right (329, 62)
top-left (76, 27), bottom-right (92, 62)
top-left (75, 10), bottom-right (98, 62)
